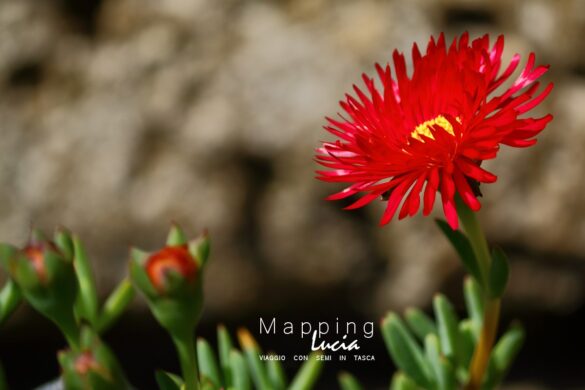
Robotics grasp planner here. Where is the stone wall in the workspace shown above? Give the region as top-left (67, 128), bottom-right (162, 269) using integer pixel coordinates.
top-left (1, 1), bottom-right (584, 387)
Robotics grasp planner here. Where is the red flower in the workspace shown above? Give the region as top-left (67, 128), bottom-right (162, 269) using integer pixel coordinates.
top-left (145, 246), bottom-right (198, 293)
top-left (316, 33), bottom-right (553, 229)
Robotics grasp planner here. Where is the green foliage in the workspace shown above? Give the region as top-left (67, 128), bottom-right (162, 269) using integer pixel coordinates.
top-left (481, 324), bottom-right (525, 389)
top-left (291, 211), bottom-right (517, 390)
top-left (72, 234), bottom-right (100, 327)
top-left (405, 308), bottom-right (437, 341)
top-left (96, 279), bottom-right (135, 333)
top-left (58, 327), bottom-right (131, 389)
top-left (197, 338), bottom-right (222, 388)
top-left (288, 352), bottom-right (324, 390)
top-left (1, 225), bottom-right (325, 389)
top-left (389, 372), bottom-right (418, 390)
top-left (129, 227), bottom-right (206, 337)
top-left (463, 278), bottom-right (483, 340)
top-left (230, 350), bottom-right (251, 390)
top-left (424, 333), bottom-right (456, 390)
top-left (189, 326), bottom-right (324, 390)
top-left (266, 356), bottom-right (287, 390)
top-left (338, 372), bottom-right (363, 390)
top-left (0, 280), bottom-right (21, 326)
top-left (433, 294), bottom-right (462, 365)
top-left (0, 230), bottom-right (80, 348)
top-left (1, 219), bottom-right (519, 390)
top-left (381, 313), bottom-right (432, 388)
top-left (155, 370), bottom-right (184, 390)
top-left (1, 228), bottom-right (137, 347)
top-left (218, 325), bottom-right (234, 387)
top-left (238, 329), bottom-right (272, 390)
top-left (345, 277), bottom-right (522, 390)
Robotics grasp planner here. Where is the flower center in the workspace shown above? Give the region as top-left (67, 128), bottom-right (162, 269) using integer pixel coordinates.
top-left (411, 115), bottom-right (459, 142)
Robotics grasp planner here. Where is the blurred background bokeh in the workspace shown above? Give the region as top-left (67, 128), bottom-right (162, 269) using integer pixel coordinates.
top-left (1, 0), bottom-right (584, 388)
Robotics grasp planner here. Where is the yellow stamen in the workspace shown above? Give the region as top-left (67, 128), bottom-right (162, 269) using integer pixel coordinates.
top-left (411, 115), bottom-right (461, 142)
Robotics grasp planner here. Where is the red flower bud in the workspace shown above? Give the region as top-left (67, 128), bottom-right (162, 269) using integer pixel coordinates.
top-left (23, 244), bottom-right (49, 283)
top-left (74, 351), bottom-right (100, 375)
top-left (145, 246), bottom-right (197, 293)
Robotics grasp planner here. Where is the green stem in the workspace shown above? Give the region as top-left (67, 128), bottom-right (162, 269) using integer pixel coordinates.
top-left (54, 312), bottom-right (80, 350)
top-left (465, 299), bottom-right (500, 390)
top-left (172, 332), bottom-right (200, 390)
top-left (456, 197), bottom-right (491, 285)
top-left (456, 197), bottom-right (501, 390)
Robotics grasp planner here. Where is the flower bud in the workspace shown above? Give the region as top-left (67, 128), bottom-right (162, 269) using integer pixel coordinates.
top-left (130, 224), bottom-right (209, 336)
top-left (22, 243), bottom-right (52, 285)
top-left (73, 351), bottom-right (101, 374)
top-left (0, 229), bottom-right (75, 290)
top-left (145, 246), bottom-right (198, 295)
top-left (0, 228), bottom-right (79, 346)
top-left (59, 327), bottom-right (129, 389)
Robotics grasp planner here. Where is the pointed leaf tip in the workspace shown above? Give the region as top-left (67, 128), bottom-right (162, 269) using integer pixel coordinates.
top-left (166, 223), bottom-right (187, 246)
top-left (381, 312), bottom-right (432, 388)
top-left (338, 371), bottom-right (363, 390)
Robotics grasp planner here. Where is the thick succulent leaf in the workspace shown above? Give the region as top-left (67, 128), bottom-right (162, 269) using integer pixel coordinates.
top-left (405, 308), bottom-right (437, 342)
top-left (454, 320), bottom-right (476, 384)
top-left (97, 279), bottom-right (135, 333)
top-left (197, 338), bottom-right (222, 388)
top-left (482, 324), bottom-right (525, 389)
top-left (266, 355), bottom-right (287, 389)
top-left (437, 357), bottom-right (457, 390)
top-left (217, 325), bottom-right (234, 387)
top-left (200, 379), bottom-right (216, 390)
top-left (155, 370), bottom-right (183, 390)
top-left (230, 350), bottom-right (251, 390)
top-left (423, 333), bottom-right (441, 389)
top-left (425, 333), bottom-right (458, 390)
top-left (381, 313), bottom-right (432, 388)
top-left (0, 280), bottom-right (21, 325)
top-left (433, 295), bottom-right (461, 365)
top-left (237, 329), bottom-right (271, 390)
top-left (289, 351), bottom-right (324, 390)
top-left (338, 371), bottom-right (363, 390)
top-left (463, 277), bottom-right (483, 340)
top-left (389, 372), bottom-right (418, 390)
top-left (72, 236), bottom-right (99, 326)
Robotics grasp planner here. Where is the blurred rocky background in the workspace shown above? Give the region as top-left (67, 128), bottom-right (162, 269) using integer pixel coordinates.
top-left (1, 0), bottom-right (584, 388)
